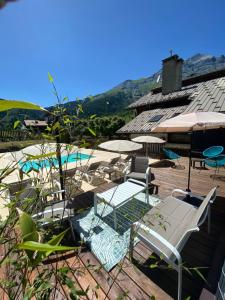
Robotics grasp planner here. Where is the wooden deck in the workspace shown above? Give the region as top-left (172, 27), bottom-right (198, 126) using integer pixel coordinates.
top-left (5, 157), bottom-right (225, 300)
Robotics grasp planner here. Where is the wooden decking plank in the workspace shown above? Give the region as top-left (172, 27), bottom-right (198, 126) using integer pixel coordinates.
top-left (79, 251), bottom-right (130, 299)
top-left (122, 257), bottom-right (173, 300)
top-left (133, 249), bottom-right (205, 300)
top-left (45, 253), bottom-right (88, 299)
top-left (64, 255), bottom-right (108, 300)
top-left (133, 241), bottom-right (153, 261)
top-left (65, 157), bottom-right (225, 299)
top-left (109, 263), bottom-right (151, 300)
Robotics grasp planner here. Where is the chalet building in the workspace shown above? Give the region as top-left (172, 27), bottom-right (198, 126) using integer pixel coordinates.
top-left (24, 119), bottom-right (48, 133)
top-left (117, 55), bottom-right (225, 154)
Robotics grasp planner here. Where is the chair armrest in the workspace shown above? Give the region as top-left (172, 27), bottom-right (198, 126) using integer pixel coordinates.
top-left (43, 189), bottom-right (65, 196)
top-left (32, 207), bottom-right (69, 218)
top-left (171, 189), bottom-right (204, 201)
top-left (145, 166), bottom-right (150, 177)
top-left (124, 165), bottom-right (130, 175)
top-left (100, 166), bottom-right (109, 172)
top-left (134, 222), bottom-right (182, 264)
top-left (171, 189), bottom-right (189, 197)
top-left (127, 178), bottom-right (146, 187)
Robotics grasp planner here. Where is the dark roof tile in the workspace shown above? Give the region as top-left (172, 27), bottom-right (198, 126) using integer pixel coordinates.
top-left (120, 76), bottom-right (225, 134)
top-left (117, 105), bottom-right (187, 134)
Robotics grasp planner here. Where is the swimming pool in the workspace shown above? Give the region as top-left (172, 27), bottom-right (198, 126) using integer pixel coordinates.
top-left (19, 152), bottom-right (93, 173)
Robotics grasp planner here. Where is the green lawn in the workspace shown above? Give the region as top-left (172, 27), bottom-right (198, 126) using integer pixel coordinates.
top-left (0, 140), bottom-right (46, 153)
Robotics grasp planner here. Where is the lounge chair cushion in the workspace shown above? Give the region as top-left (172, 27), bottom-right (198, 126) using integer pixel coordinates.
top-left (137, 195), bottom-right (197, 260)
top-left (126, 172), bottom-right (155, 184)
top-left (131, 156), bottom-right (148, 173)
top-left (126, 172), bottom-right (147, 181)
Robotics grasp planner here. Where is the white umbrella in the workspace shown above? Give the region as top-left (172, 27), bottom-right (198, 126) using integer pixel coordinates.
top-left (132, 135), bottom-right (165, 156)
top-left (152, 112), bottom-right (225, 133)
top-left (132, 135), bottom-right (165, 144)
top-left (152, 111), bottom-right (225, 191)
top-left (98, 140), bottom-right (142, 153)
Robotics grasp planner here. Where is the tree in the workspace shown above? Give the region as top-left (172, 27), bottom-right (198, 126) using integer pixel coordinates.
top-left (0, 0), bottom-right (18, 9)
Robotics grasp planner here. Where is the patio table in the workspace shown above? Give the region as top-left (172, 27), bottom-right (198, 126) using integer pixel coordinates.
top-left (94, 179), bottom-right (147, 229)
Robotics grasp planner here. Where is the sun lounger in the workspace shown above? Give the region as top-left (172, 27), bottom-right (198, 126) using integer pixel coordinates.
top-left (100, 157), bottom-right (121, 179)
top-left (77, 161), bottom-right (104, 185)
top-left (117, 155), bottom-right (132, 169)
top-left (129, 187), bottom-right (217, 300)
top-left (51, 167), bottom-right (82, 198)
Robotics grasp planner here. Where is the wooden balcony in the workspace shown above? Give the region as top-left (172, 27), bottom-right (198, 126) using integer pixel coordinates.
top-left (2, 157), bottom-right (225, 299)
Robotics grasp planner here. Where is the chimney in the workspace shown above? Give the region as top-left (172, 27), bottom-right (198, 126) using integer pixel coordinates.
top-left (162, 54), bottom-right (183, 95)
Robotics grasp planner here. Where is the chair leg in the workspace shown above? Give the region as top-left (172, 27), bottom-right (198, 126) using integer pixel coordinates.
top-left (146, 179), bottom-right (149, 204)
top-left (113, 207), bottom-right (117, 230)
top-left (208, 205), bottom-right (211, 234)
top-left (129, 225), bottom-right (135, 262)
top-left (177, 158), bottom-right (181, 168)
top-left (178, 262), bottom-right (182, 300)
top-left (94, 195), bottom-right (98, 215)
top-left (68, 217), bottom-right (76, 242)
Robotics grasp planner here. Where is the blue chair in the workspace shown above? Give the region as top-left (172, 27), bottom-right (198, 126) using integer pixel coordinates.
top-left (163, 148), bottom-right (182, 168)
top-left (203, 146), bottom-right (224, 158)
top-left (204, 155), bottom-right (225, 180)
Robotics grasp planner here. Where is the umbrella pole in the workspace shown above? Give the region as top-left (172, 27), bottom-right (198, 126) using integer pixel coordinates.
top-left (146, 143), bottom-right (148, 157)
top-left (187, 132), bottom-right (193, 192)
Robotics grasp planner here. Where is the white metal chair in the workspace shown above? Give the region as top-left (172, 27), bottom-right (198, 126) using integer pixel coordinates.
top-left (129, 187), bottom-right (217, 300)
top-left (124, 156), bottom-right (152, 186)
top-left (32, 191), bottom-right (76, 241)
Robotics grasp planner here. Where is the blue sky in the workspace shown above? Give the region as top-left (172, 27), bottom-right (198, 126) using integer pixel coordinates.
top-left (0, 0), bottom-right (225, 107)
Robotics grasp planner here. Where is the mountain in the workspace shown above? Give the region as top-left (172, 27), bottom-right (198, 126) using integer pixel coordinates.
top-left (57, 53), bottom-right (225, 117)
top-left (1, 53), bottom-right (225, 126)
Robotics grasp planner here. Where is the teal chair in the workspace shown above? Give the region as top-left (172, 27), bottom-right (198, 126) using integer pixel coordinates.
top-left (203, 146), bottom-right (224, 180)
top-left (163, 148), bottom-right (182, 168)
top-left (204, 155), bottom-right (225, 179)
top-left (203, 146), bottom-right (224, 158)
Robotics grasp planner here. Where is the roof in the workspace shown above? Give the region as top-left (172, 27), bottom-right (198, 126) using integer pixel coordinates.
top-left (118, 76), bottom-right (225, 134)
top-left (117, 105), bottom-right (187, 134)
top-left (129, 76), bottom-right (225, 110)
top-left (128, 85), bottom-right (197, 108)
top-left (185, 77), bottom-right (225, 113)
top-left (24, 120), bottom-right (48, 127)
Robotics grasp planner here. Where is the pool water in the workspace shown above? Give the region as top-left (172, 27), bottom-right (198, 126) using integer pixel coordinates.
top-left (19, 152), bottom-right (93, 173)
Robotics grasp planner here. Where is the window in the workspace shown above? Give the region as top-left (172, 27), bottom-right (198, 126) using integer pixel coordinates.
top-left (148, 115), bottom-right (163, 122)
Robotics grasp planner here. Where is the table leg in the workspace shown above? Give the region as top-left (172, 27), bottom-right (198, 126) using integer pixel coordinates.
top-left (146, 187), bottom-right (149, 205)
top-left (113, 207), bottom-right (117, 230)
top-left (94, 195), bottom-right (98, 215)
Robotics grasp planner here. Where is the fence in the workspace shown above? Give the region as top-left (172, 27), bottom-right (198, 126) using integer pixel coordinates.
top-left (0, 130), bottom-right (30, 142)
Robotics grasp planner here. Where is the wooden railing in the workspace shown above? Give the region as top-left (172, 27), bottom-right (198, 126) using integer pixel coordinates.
top-left (0, 130), bottom-right (30, 142)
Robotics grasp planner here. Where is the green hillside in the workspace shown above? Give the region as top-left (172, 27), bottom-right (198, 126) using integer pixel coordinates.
top-left (1, 53), bottom-right (225, 127)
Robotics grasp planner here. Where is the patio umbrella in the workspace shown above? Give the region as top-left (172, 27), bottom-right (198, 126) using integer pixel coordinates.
top-left (132, 135), bottom-right (165, 156)
top-left (98, 140), bottom-right (142, 153)
top-left (152, 112), bottom-right (225, 191)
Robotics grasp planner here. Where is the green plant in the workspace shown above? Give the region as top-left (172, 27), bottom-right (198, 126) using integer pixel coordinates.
top-left (0, 78), bottom-right (98, 299)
